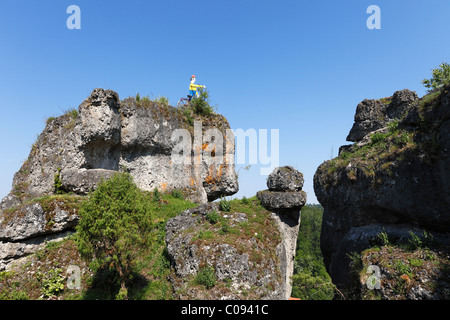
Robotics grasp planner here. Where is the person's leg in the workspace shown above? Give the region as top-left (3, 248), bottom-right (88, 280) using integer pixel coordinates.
top-left (189, 90), bottom-right (195, 101)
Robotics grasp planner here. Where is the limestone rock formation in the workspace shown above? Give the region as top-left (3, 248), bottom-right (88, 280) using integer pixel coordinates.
top-left (266, 166), bottom-right (304, 192)
top-left (165, 202), bottom-right (284, 300)
top-left (0, 88), bottom-right (238, 270)
top-left (314, 86), bottom-right (450, 292)
top-left (165, 166), bottom-right (307, 300)
top-left (257, 166), bottom-right (307, 300)
top-left (346, 89), bottom-right (419, 142)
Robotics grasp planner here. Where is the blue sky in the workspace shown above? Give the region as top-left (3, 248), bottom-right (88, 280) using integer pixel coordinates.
top-left (1, 0), bottom-right (449, 204)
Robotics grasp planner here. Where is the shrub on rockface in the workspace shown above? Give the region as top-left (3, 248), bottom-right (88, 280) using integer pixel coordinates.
top-left (75, 173), bottom-right (156, 299)
top-left (190, 88), bottom-right (214, 116)
top-left (421, 62), bottom-right (450, 92)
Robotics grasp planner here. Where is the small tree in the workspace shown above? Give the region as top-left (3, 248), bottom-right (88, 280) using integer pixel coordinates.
top-left (421, 62), bottom-right (450, 92)
top-left (75, 173), bottom-right (154, 299)
top-left (190, 87), bottom-right (214, 116)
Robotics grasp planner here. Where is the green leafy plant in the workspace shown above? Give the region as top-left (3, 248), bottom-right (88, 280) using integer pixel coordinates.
top-left (46, 117), bottom-right (56, 125)
top-left (154, 96), bottom-right (170, 108)
top-left (54, 168), bottom-right (64, 195)
top-left (370, 132), bottom-right (388, 145)
top-left (195, 266), bottom-right (216, 289)
top-left (75, 173), bottom-right (155, 299)
top-left (190, 88), bottom-right (214, 116)
top-left (219, 197), bottom-right (231, 212)
top-left (42, 268), bottom-right (65, 298)
top-left (206, 210), bottom-right (220, 224)
top-left (408, 230), bottom-right (423, 250)
top-left (376, 229), bottom-right (390, 247)
top-left (421, 62), bottom-right (450, 92)
top-left (64, 108), bottom-right (78, 120)
top-left (170, 189), bottom-right (184, 200)
top-left (387, 120), bottom-right (399, 133)
top-left (153, 187), bottom-right (161, 203)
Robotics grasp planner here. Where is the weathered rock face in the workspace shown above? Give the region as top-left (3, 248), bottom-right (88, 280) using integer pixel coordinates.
top-left (257, 166), bottom-right (307, 300)
top-left (347, 89), bottom-right (419, 142)
top-left (0, 88), bottom-right (238, 270)
top-left (3, 88), bottom-right (238, 205)
top-left (165, 202), bottom-right (284, 300)
top-left (165, 166), bottom-right (307, 300)
top-left (314, 87), bottom-right (450, 292)
top-left (266, 166), bottom-right (304, 192)
top-left (0, 196), bottom-right (82, 270)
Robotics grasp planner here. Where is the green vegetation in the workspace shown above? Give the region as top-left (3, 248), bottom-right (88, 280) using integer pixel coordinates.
top-left (219, 197), bottom-right (232, 212)
top-left (374, 229), bottom-right (390, 247)
top-left (53, 168), bottom-right (63, 195)
top-left (189, 87), bottom-right (214, 116)
top-left (350, 229), bottom-right (450, 300)
top-left (325, 120), bottom-right (416, 184)
top-left (206, 210), bottom-right (220, 224)
top-left (40, 268), bottom-right (65, 298)
top-left (291, 204), bottom-right (335, 300)
top-left (63, 107), bottom-right (78, 130)
top-left (135, 93), bottom-right (170, 108)
top-left (195, 266), bottom-right (216, 289)
top-left (75, 173), bottom-right (157, 299)
top-left (170, 189), bottom-right (184, 200)
top-left (177, 87), bottom-right (216, 127)
top-left (153, 96), bottom-right (170, 108)
top-left (0, 188), bottom-right (336, 300)
top-left (153, 187), bottom-right (161, 203)
top-left (46, 116), bottom-right (56, 125)
top-left (421, 62), bottom-right (450, 92)
top-left (0, 271), bottom-right (29, 300)
top-left (64, 108), bottom-right (79, 120)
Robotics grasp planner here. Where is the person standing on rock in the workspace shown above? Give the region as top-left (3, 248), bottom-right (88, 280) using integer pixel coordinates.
top-left (188, 75), bottom-right (206, 101)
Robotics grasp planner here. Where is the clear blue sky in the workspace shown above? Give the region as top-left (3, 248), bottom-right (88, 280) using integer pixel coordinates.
top-left (1, 0), bottom-right (449, 204)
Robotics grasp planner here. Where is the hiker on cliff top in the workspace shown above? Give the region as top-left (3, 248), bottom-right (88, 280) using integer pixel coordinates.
top-left (188, 75), bottom-right (206, 101)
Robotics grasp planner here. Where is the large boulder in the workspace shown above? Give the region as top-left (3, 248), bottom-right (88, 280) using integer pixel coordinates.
top-left (0, 196), bottom-right (81, 270)
top-left (165, 166), bottom-right (307, 300)
top-left (165, 203), bottom-right (285, 300)
top-left (266, 166), bottom-right (304, 191)
top-left (257, 166), bottom-right (307, 299)
top-left (347, 89), bottom-right (419, 142)
top-left (314, 87), bottom-right (450, 292)
top-left (0, 88), bottom-right (239, 270)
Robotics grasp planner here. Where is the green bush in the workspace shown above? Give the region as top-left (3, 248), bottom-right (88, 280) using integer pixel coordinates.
top-left (206, 210), bottom-right (220, 224)
top-left (171, 189), bottom-right (184, 200)
top-left (65, 108), bottom-right (78, 120)
top-left (375, 230), bottom-right (390, 247)
top-left (370, 132), bottom-right (387, 145)
top-left (219, 197), bottom-right (231, 212)
top-left (53, 168), bottom-right (64, 195)
top-left (421, 62), bottom-right (450, 92)
top-left (190, 88), bottom-right (214, 116)
top-left (153, 187), bottom-right (161, 203)
top-left (408, 230), bottom-right (423, 250)
top-left (292, 205), bottom-right (335, 300)
top-left (387, 120), bottom-right (399, 133)
top-left (195, 266), bottom-right (216, 289)
top-left (41, 268), bottom-right (65, 298)
top-left (154, 96), bottom-right (170, 108)
top-left (75, 173), bottom-right (155, 299)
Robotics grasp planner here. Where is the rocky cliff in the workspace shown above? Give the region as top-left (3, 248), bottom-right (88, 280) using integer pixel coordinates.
top-left (165, 166), bottom-right (306, 300)
top-left (314, 86), bottom-right (450, 294)
top-left (0, 88), bottom-right (238, 270)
